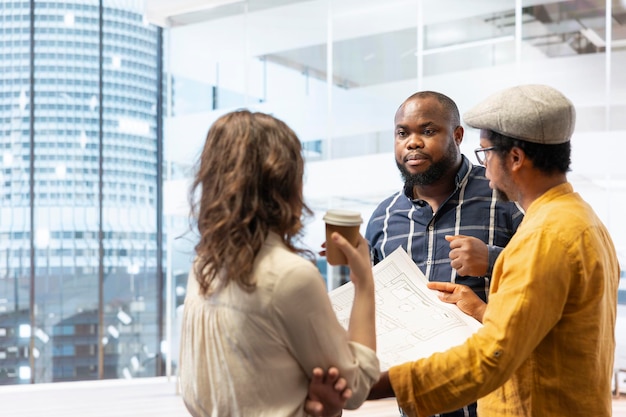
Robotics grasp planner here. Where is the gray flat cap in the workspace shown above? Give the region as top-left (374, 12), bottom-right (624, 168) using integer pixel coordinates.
top-left (463, 84), bottom-right (576, 144)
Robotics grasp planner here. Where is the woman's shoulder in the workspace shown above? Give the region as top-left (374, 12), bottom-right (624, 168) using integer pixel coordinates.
top-left (258, 236), bottom-right (324, 294)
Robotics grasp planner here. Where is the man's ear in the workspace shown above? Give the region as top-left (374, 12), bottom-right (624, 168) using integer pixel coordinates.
top-left (454, 125), bottom-right (464, 145)
top-left (509, 147), bottom-right (525, 171)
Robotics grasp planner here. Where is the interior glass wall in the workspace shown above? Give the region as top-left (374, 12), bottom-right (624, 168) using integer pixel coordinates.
top-left (159, 0), bottom-right (626, 377)
top-left (161, 0), bottom-right (625, 276)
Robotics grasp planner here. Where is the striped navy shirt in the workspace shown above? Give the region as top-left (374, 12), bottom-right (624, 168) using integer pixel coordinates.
top-left (366, 155), bottom-right (523, 303)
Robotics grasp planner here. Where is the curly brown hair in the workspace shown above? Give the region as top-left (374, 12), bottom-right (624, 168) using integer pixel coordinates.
top-left (189, 110), bottom-right (313, 296)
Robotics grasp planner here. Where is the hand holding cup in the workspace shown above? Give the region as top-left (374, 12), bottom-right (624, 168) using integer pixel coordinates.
top-left (323, 210), bottom-right (363, 266)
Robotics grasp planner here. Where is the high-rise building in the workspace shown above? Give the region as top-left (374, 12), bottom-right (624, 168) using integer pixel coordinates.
top-left (0, 0), bottom-right (162, 384)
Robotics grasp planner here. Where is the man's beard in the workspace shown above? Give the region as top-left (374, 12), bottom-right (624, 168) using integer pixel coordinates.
top-left (397, 159), bottom-right (450, 188)
top-left (493, 158), bottom-right (511, 202)
top-left (396, 142), bottom-right (458, 188)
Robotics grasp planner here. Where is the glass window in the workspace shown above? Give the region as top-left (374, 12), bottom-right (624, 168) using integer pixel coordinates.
top-left (0, 0), bottom-right (162, 384)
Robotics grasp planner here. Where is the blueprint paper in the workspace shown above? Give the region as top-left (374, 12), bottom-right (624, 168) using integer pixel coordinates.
top-left (329, 246), bottom-right (482, 371)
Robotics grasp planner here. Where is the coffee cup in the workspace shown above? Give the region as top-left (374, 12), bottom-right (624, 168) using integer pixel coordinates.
top-left (323, 209), bottom-right (363, 266)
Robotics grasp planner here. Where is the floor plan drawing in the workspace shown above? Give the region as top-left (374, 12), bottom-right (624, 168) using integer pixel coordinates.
top-left (329, 247), bottom-right (482, 370)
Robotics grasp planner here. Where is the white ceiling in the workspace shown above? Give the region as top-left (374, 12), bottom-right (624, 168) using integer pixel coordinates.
top-left (145, 0), bottom-right (311, 27)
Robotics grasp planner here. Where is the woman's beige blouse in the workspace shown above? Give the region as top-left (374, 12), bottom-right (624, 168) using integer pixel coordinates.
top-left (178, 232), bottom-right (380, 417)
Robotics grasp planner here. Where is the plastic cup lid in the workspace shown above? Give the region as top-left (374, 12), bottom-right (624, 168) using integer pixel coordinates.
top-left (323, 209), bottom-right (363, 226)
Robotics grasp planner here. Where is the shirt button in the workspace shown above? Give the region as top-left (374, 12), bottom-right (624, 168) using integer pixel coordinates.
top-left (494, 350), bottom-right (502, 358)
top-left (428, 225), bottom-right (434, 231)
top-left (426, 259), bottom-right (432, 265)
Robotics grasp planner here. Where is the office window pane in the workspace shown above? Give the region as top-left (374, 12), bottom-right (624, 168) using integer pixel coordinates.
top-left (249, 1), bottom-right (329, 153)
top-left (0, 0), bottom-right (162, 385)
top-left (522, 0), bottom-right (610, 58)
top-left (614, 0), bottom-right (626, 48)
top-left (327, 1), bottom-right (414, 162)
top-left (102, 0), bottom-right (160, 380)
top-left (422, 1), bottom-right (516, 76)
top-left (0, 0), bottom-right (33, 385)
top-left (31, 0), bottom-right (101, 383)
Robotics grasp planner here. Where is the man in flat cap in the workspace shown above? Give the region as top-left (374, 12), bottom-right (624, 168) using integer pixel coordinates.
top-left (306, 84), bottom-right (620, 417)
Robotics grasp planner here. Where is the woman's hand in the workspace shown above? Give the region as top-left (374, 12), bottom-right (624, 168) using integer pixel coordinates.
top-left (331, 232), bottom-right (374, 290)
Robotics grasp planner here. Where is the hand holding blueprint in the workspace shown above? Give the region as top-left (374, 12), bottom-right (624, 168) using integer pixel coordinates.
top-left (329, 247), bottom-right (482, 371)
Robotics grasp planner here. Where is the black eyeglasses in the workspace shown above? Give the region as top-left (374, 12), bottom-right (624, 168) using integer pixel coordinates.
top-left (474, 146), bottom-right (499, 165)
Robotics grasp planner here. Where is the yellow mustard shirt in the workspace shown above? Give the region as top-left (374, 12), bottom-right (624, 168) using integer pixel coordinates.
top-left (389, 183), bottom-right (620, 417)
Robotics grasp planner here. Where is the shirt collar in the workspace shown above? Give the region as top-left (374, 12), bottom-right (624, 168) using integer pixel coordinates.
top-left (524, 182), bottom-right (574, 216)
top-left (455, 155), bottom-right (472, 187)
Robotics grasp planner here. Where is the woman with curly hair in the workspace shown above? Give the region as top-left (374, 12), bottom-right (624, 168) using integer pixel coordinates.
top-left (178, 110), bottom-right (379, 417)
